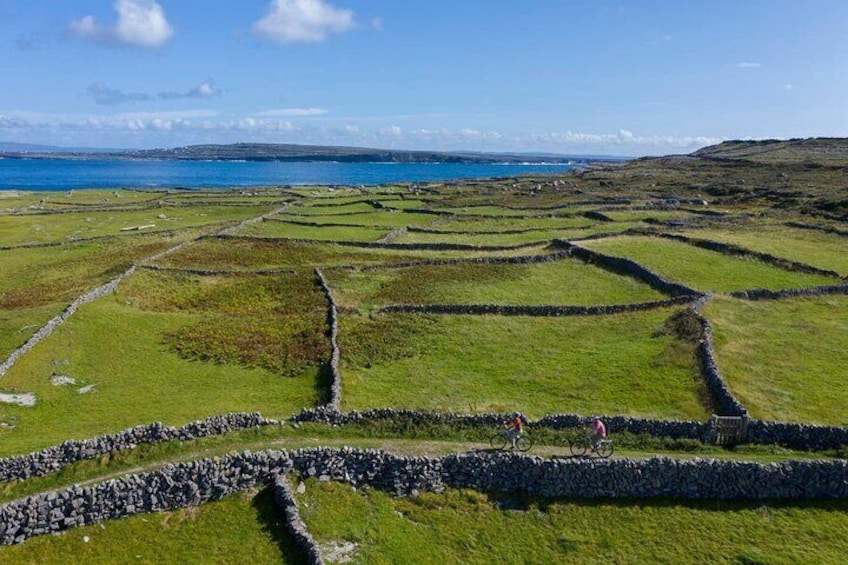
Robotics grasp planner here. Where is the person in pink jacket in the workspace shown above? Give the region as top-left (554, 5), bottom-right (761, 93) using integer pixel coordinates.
top-left (589, 416), bottom-right (607, 450)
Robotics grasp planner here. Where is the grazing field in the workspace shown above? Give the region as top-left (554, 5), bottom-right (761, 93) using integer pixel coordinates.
top-left (678, 225), bottom-right (848, 276)
top-left (580, 236), bottom-right (840, 292)
top-left (704, 295), bottom-right (848, 425)
top-left (431, 205), bottom-right (576, 217)
top-left (0, 270), bottom-right (328, 457)
top-left (599, 209), bottom-right (707, 222)
top-left (272, 210), bottom-right (440, 228)
top-left (297, 480), bottom-right (848, 565)
top-left (338, 310), bottom-right (707, 419)
top-left (421, 215), bottom-right (596, 232)
top-left (326, 259), bottom-right (665, 310)
top-left (0, 489), bottom-right (299, 565)
top-left (236, 220), bottom-right (391, 242)
top-left (151, 238), bottom-right (554, 271)
top-left (0, 205), bottom-right (275, 246)
top-left (285, 202), bottom-right (379, 215)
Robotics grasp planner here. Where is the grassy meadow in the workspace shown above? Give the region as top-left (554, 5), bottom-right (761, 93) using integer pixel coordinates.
top-left (704, 295), bottom-right (848, 425)
top-left (0, 270), bottom-right (329, 457)
top-left (297, 480), bottom-right (848, 565)
top-left (580, 236), bottom-right (840, 292)
top-left (236, 219), bottom-right (392, 242)
top-left (338, 310), bottom-right (708, 419)
top-left (326, 258), bottom-right (665, 310)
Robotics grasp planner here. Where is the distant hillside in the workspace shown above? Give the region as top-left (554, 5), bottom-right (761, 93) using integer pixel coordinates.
top-left (0, 142), bottom-right (586, 164)
top-left (692, 138), bottom-right (848, 166)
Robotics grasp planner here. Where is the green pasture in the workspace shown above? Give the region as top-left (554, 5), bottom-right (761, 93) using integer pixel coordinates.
top-left (285, 202), bottom-right (378, 216)
top-left (678, 225), bottom-right (848, 276)
top-left (0, 233), bottom-right (196, 357)
top-left (272, 210), bottom-right (440, 228)
top-left (0, 271), bottom-right (328, 457)
top-left (704, 295), bottom-right (848, 425)
top-left (325, 258), bottom-right (665, 310)
top-left (0, 488), bottom-right (299, 565)
top-left (339, 310), bottom-right (708, 420)
top-left (394, 228), bottom-right (590, 246)
top-left (432, 205), bottom-right (577, 217)
top-left (421, 215), bottom-right (595, 232)
top-left (236, 220), bottom-right (390, 242)
top-left (152, 238), bottom-right (553, 271)
top-left (600, 209), bottom-right (705, 222)
top-left (580, 236), bottom-right (840, 292)
top-left (378, 199), bottom-right (428, 210)
top-left (2, 189), bottom-right (157, 211)
top-left (0, 205), bottom-right (274, 246)
top-left (298, 480), bottom-right (848, 565)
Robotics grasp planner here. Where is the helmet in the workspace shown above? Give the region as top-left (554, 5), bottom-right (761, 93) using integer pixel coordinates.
top-left (592, 415), bottom-right (600, 421)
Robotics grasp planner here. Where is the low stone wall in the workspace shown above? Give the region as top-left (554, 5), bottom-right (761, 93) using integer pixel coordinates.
top-left (785, 221), bottom-right (848, 237)
top-left (290, 407), bottom-right (710, 441)
top-left (747, 420), bottom-right (848, 450)
top-left (314, 269), bottom-right (342, 411)
top-left (559, 241), bottom-right (702, 298)
top-left (690, 299), bottom-right (748, 417)
top-left (406, 225), bottom-right (591, 235)
top-left (348, 250), bottom-right (572, 272)
top-left (378, 296), bottom-right (695, 317)
top-left (730, 283), bottom-right (848, 301)
top-left (582, 210), bottom-right (613, 222)
top-left (212, 234), bottom-right (547, 253)
top-left (0, 266), bottom-right (136, 380)
top-left (264, 217), bottom-right (383, 229)
top-left (0, 413), bottom-right (277, 483)
top-left (377, 226), bottom-right (408, 243)
top-left (4, 447), bottom-right (848, 545)
top-left (271, 475), bottom-right (325, 565)
top-left (139, 264), bottom-right (299, 277)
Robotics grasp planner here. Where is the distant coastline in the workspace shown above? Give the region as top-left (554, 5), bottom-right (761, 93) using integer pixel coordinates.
top-left (0, 141), bottom-right (625, 165)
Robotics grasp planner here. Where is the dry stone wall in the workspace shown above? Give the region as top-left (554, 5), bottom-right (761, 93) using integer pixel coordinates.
top-left (271, 475), bottom-right (325, 565)
top-left (314, 268), bottom-right (342, 411)
top-left (0, 413), bottom-right (276, 483)
top-left (4, 447), bottom-right (848, 546)
top-left (730, 283), bottom-right (848, 301)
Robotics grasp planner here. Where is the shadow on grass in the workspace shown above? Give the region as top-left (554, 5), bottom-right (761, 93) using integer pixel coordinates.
top-left (252, 487), bottom-right (309, 565)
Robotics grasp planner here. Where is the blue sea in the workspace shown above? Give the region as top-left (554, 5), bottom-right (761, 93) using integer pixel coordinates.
top-left (0, 158), bottom-right (577, 191)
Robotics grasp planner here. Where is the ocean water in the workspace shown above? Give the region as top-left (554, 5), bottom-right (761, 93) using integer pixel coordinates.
top-left (0, 158), bottom-right (576, 190)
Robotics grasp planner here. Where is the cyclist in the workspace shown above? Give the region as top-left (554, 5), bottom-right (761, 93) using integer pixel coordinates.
top-left (504, 411), bottom-right (524, 449)
top-left (589, 416), bottom-right (607, 450)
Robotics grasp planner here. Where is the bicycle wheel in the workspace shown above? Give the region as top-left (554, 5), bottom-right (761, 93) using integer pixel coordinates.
top-left (490, 432), bottom-right (508, 451)
top-left (569, 438), bottom-right (589, 457)
top-left (515, 436), bottom-right (533, 452)
top-left (596, 441), bottom-right (614, 459)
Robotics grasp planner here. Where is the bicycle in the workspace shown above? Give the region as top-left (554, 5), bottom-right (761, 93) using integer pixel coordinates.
top-left (569, 435), bottom-right (614, 458)
top-left (490, 428), bottom-right (534, 452)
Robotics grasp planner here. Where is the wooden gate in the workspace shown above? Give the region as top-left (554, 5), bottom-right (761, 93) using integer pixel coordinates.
top-left (710, 415), bottom-right (749, 445)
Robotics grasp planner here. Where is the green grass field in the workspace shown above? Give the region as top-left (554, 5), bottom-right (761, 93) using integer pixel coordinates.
top-left (236, 220), bottom-right (391, 242)
top-left (422, 216), bottom-right (596, 232)
top-left (285, 202), bottom-right (379, 215)
top-left (704, 295), bottom-right (848, 425)
top-left (0, 271), bottom-right (328, 457)
top-left (338, 310), bottom-right (707, 419)
top-left (600, 209), bottom-right (705, 222)
top-left (0, 205), bottom-right (274, 246)
top-left (0, 488), bottom-right (301, 565)
top-left (151, 238), bottom-right (553, 271)
top-left (678, 225), bottom-right (848, 276)
top-left (297, 480), bottom-right (848, 565)
top-left (392, 224), bottom-right (641, 246)
top-left (580, 236), bottom-right (840, 292)
top-left (271, 210), bottom-right (440, 228)
top-left (326, 259), bottom-right (665, 310)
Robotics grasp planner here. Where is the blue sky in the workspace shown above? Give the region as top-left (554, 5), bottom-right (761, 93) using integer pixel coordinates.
top-left (0, 0), bottom-right (846, 156)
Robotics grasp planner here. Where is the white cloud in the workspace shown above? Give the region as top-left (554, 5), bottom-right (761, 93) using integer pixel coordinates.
top-left (736, 62), bottom-right (761, 69)
top-left (380, 125), bottom-right (402, 137)
top-left (256, 108), bottom-right (328, 117)
top-left (783, 83), bottom-right (794, 91)
top-left (254, 0), bottom-right (355, 43)
top-left (71, 0), bottom-right (174, 48)
top-left (87, 82), bottom-right (152, 105)
top-left (159, 80), bottom-right (222, 100)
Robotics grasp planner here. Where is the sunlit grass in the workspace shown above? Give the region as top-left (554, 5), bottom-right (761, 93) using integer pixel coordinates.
top-left (236, 220), bottom-right (390, 242)
top-left (339, 310), bottom-right (707, 420)
top-left (326, 259), bottom-right (665, 310)
top-left (704, 295), bottom-right (848, 425)
top-left (581, 236), bottom-right (840, 292)
top-left (298, 480), bottom-right (848, 565)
